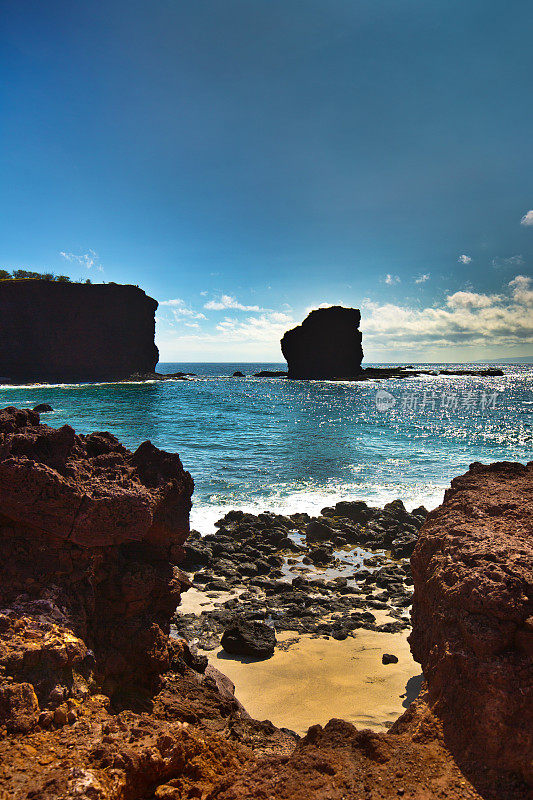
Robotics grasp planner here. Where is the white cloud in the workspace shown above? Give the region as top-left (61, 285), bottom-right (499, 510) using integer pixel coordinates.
top-left (458, 254), bottom-right (472, 264)
top-left (360, 275), bottom-right (533, 353)
top-left (60, 249), bottom-right (103, 272)
top-left (446, 290), bottom-right (502, 309)
top-left (159, 298), bottom-right (206, 321)
top-left (509, 274), bottom-right (533, 305)
top-left (215, 311), bottom-right (294, 342)
top-left (304, 302), bottom-right (346, 315)
top-left (383, 274), bottom-right (400, 285)
top-left (520, 210), bottom-right (533, 226)
top-left (204, 294), bottom-right (265, 312)
top-left (160, 298), bottom-right (185, 307)
top-left (415, 273), bottom-right (430, 284)
top-left (156, 308), bottom-right (296, 360)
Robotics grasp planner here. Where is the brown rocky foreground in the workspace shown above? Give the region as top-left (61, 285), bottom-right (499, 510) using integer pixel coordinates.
top-left (0, 407), bottom-right (530, 800)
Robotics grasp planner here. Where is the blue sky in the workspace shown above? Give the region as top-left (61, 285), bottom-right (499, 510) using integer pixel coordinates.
top-left (1, 0), bottom-right (532, 361)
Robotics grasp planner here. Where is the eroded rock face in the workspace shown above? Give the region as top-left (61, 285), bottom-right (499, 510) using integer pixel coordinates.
top-left (210, 709), bottom-right (490, 800)
top-left (0, 407), bottom-right (194, 723)
top-left (1, 417), bottom-right (530, 800)
top-left (0, 280), bottom-right (159, 382)
top-left (281, 306), bottom-right (363, 379)
top-left (409, 460), bottom-right (533, 786)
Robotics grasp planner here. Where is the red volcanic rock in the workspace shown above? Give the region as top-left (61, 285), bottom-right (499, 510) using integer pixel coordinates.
top-left (0, 407), bottom-right (192, 547)
top-left (211, 711), bottom-right (490, 800)
top-left (409, 461), bottom-right (533, 786)
top-left (0, 407), bottom-right (194, 721)
top-left (0, 424), bottom-right (530, 800)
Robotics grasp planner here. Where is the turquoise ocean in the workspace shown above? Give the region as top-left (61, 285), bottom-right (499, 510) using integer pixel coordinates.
top-left (1, 363), bottom-right (531, 532)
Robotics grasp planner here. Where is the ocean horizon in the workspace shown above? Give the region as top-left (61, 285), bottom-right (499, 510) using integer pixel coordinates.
top-left (1, 362), bottom-right (531, 533)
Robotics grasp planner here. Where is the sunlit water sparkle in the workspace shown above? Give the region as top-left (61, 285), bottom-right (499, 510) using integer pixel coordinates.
top-left (1, 362), bottom-right (530, 532)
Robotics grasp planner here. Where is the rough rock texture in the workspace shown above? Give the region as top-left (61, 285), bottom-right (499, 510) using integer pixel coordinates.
top-left (0, 415), bottom-right (530, 800)
top-left (281, 306), bottom-right (363, 379)
top-left (0, 406), bottom-right (194, 713)
top-left (221, 620), bottom-right (277, 659)
top-left (210, 706), bottom-right (493, 800)
top-left (0, 408), bottom-right (298, 800)
top-left (0, 280), bottom-right (159, 382)
top-left (0, 644), bottom-right (298, 800)
top-left (409, 461), bottom-right (533, 787)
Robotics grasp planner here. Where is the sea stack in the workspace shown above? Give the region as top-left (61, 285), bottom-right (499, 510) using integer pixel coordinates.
top-left (281, 306), bottom-right (363, 379)
top-left (0, 280), bottom-right (159, 382)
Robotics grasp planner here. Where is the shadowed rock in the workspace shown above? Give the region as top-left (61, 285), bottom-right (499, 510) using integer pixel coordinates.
top-left (0, 280), bottom-right (159, 382)
top-left (409, 460), bottom-right (533, 786)
top-left (0, 406), bottom-right (194, 713)
top-left (281, 306), bottom-right (363, 379)
top-left (221, 620), bottom-right (276, 659)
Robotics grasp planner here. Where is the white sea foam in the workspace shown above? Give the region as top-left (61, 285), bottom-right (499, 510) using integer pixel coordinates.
top-left (190, 482), bottom-right (446, 534)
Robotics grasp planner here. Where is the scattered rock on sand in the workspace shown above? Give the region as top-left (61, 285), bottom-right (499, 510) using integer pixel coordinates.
top-left (221, 619), bottom-right (277, 659)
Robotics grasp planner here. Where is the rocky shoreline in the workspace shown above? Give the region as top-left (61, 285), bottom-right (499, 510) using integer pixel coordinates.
top-left (2, 365), bottom-right (504, 386)
top-left (173, 500), bottom-right (424, 655)
top-left (0, 407), bottom-right (530, 800)
top-left (130, 366), bottom-right (504, 382)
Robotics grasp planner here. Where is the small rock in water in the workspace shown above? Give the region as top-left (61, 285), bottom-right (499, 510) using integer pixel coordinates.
top-left (382, 653), bottom-right (399, 664)
top-left (33, 403), bottom-right (53, 413)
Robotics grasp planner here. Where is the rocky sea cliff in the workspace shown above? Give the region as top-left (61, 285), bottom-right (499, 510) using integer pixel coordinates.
top-left (0, 407), bottom-right (530, 799)
top-left (0, 281), bottom-right (159, 383)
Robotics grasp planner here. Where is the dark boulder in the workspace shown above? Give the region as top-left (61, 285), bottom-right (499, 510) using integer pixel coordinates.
top-left (221, 619), bottom-right (276, 659)
top-left (232, 371), bottom-right (245, 377)
top-left (183, 541), bottom-right (212, 568)
top-left (309, 545), bottom-right (334, 565)
top-left (411, 505), bottom-right (429, 519)
top-left (390, 530), bottom-right (419, 558)
top-left (33, 403), bottom-right (53, 413)
top-left (280, 306), bottom-right (363, 380)
top-left (306, 519), bottom-right (337, 542)
top-left (382, 653), bottom-right (399, 664)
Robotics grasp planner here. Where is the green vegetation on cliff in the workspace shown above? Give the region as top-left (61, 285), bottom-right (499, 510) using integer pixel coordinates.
top-left (0, 269), bottom-right (91, 283)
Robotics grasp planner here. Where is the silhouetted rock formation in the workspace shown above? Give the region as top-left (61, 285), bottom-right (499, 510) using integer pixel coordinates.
top-left (0, 280), bottom-right (159, 382)
top-left (281, 306), bottom-right (363, 379)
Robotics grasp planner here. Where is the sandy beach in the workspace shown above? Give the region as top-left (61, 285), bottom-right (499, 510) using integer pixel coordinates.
top-left (205, 628), bottom-right (421, 735)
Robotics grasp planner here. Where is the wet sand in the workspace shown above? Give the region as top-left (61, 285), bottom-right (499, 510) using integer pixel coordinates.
top-left (208, 628), bottom-right (422, 736)
top-left (176, 586), bottom-right (241, 614)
